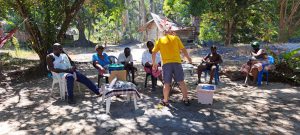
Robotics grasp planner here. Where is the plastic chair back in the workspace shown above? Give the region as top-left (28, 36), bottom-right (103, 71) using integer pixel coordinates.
top-left (108, 55), bottom-right (118, 64)
top-left (268, 56), bottom-right (275, 64)
top-left (257, 55), bottom-right (274, 86)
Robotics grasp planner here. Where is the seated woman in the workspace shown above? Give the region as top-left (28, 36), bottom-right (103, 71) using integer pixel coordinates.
top-left (142, 41), bottom-right (162, 91)
top-left (240, 41), bottom-right (269, 85)
top-left (197, 45), bottom-right (223, 84)
top-left (92, 45), bottom-right (111, 75)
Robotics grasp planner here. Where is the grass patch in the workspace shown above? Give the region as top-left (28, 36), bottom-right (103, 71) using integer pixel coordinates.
top-left (8, 50), bottom-right (38, 59)
top-left (1, 51), bottom-right (39, 71)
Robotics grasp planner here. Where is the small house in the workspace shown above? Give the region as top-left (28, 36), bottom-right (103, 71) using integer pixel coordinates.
top-left (138, 13), bottom-right (196, 46)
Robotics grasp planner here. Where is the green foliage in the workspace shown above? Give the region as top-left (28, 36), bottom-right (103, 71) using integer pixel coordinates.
top-left (278, 48), bottom-right (300, 84)
top-left (291, 29), bottom-right (300, 39)
top-left (163, 0), bottom-right (191, 25)
top-left (282, 48), bottom-right (300, 61)
top-left (207, 0), bottom-right (279, 43)
top-left (11, 36), bottom-right (20, 55)
top-left (163, 0), bottom-right (209, 25)
top-left (199, 13), bottom-right (222, 42)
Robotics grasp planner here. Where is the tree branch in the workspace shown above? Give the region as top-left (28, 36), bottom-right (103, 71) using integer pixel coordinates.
top-left (13, 0), bottom-right (44, 51)
top-left (287, 0), bottom-right (300, 23)
top-left (57, 0), bottom-right (85, 42)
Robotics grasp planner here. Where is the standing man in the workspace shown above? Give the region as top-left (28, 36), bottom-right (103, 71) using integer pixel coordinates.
top-left (117, 47), bottom-right (137, 84)
top-left (152, 28), bottom-right (192, 106)
top-left (47, 43), bottom-right (101, 104)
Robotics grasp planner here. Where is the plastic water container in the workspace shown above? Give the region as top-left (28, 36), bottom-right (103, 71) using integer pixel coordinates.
top-left (108, 64), bottom-right (124, 73)
top-left (197, 84), bottom-right (216, 104)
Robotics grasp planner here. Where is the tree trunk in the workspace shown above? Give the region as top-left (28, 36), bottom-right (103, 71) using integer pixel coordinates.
top-left (139, 0), bottom-right (147, 41)
top-left (57, 0), bottom-right (85, 42)
top-left (122, 0), bottom-right (131, 39)
top-left (278, 29), bottom-right (289, 42)
top-left (191, 15), bottom-right (200, 42)
top-left (35, 48), bottom-right (48, 73)
top-left (278, 0), bottom-right (300, 42)
top-left (224, 20), bottom-right (235, 46)
top-left (78, 17), bottom-right (87, 42)
top-left (150, 0), bottom-right (155, 13)
top-left (73, 15), bottom-right (94, 47)
top-left (12, 0), bottom-right (85, 73)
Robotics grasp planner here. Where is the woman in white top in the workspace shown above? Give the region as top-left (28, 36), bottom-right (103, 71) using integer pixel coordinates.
top-left (141, 41), bottom-right (162, 90)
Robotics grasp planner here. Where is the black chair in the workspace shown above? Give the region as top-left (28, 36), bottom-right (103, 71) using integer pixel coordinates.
top-left (144, 67), bottom-right (164, 89)
top-left (97, 74), bottom-right (109, 87)
top-left (144, 72), bottom-right (153, 88)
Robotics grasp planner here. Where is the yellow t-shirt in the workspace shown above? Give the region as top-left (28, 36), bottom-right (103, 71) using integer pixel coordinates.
top-left (152, 34), bottom-right (184, 64)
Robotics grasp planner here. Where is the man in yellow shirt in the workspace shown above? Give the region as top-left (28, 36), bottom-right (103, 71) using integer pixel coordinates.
top-left (152, 29), bottom-right (192, 106)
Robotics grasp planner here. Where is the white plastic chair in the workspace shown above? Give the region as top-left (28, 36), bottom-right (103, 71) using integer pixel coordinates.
top-left (100, 72), bottom-right (138, 114)
top-left (51, 72), bottom-right (81, 100)
top-left (100, 84), bottom-right (137, 114)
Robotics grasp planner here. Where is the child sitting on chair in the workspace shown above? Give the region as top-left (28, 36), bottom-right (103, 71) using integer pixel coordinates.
top-left (197, 45), bottom-right (223, 84)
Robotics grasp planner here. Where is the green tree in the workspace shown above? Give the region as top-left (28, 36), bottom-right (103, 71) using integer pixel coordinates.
top-left (0, 0), bottom-right (85, 71)
top-left (279, 0), bottom-right (300, 42)
top-left (163, 0), bottom-right (209, 42)
top-left (73, 0), bottom-right (124, 46)
top-left (208, 0), bottom-right (278, 45)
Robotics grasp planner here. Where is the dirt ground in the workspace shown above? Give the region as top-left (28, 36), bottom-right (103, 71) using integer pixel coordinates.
top-left (0, 44), bottom-right (299, 135)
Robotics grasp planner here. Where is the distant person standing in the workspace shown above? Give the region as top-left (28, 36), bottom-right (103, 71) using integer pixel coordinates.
top-left (152, 26), bottom-right (192, 106)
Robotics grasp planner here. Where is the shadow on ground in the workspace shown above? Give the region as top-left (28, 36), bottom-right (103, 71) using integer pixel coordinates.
top-left (0, 64), bottom-right (299, 135)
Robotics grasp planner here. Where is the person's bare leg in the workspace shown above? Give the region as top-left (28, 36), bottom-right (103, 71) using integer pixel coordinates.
top-left (209, 67), bottom-right (216, 84)
top-left (163, 83), bottom-right (171, 102)
top-left (197, 65), bottom-right (205, 83)
top-left (178, 81), bottom-right (188, 100)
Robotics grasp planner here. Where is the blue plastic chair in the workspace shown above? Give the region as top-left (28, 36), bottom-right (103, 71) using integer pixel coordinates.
top-left (257, 56), bottom-right (275, 86)
top-left (204, 64), bottom-right (220, 85)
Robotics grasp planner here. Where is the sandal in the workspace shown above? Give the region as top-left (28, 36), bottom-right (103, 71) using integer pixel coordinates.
top-left (182, 99), bottom-right (191, 106)
top-left (159, 99), bottom-right (169, 106)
